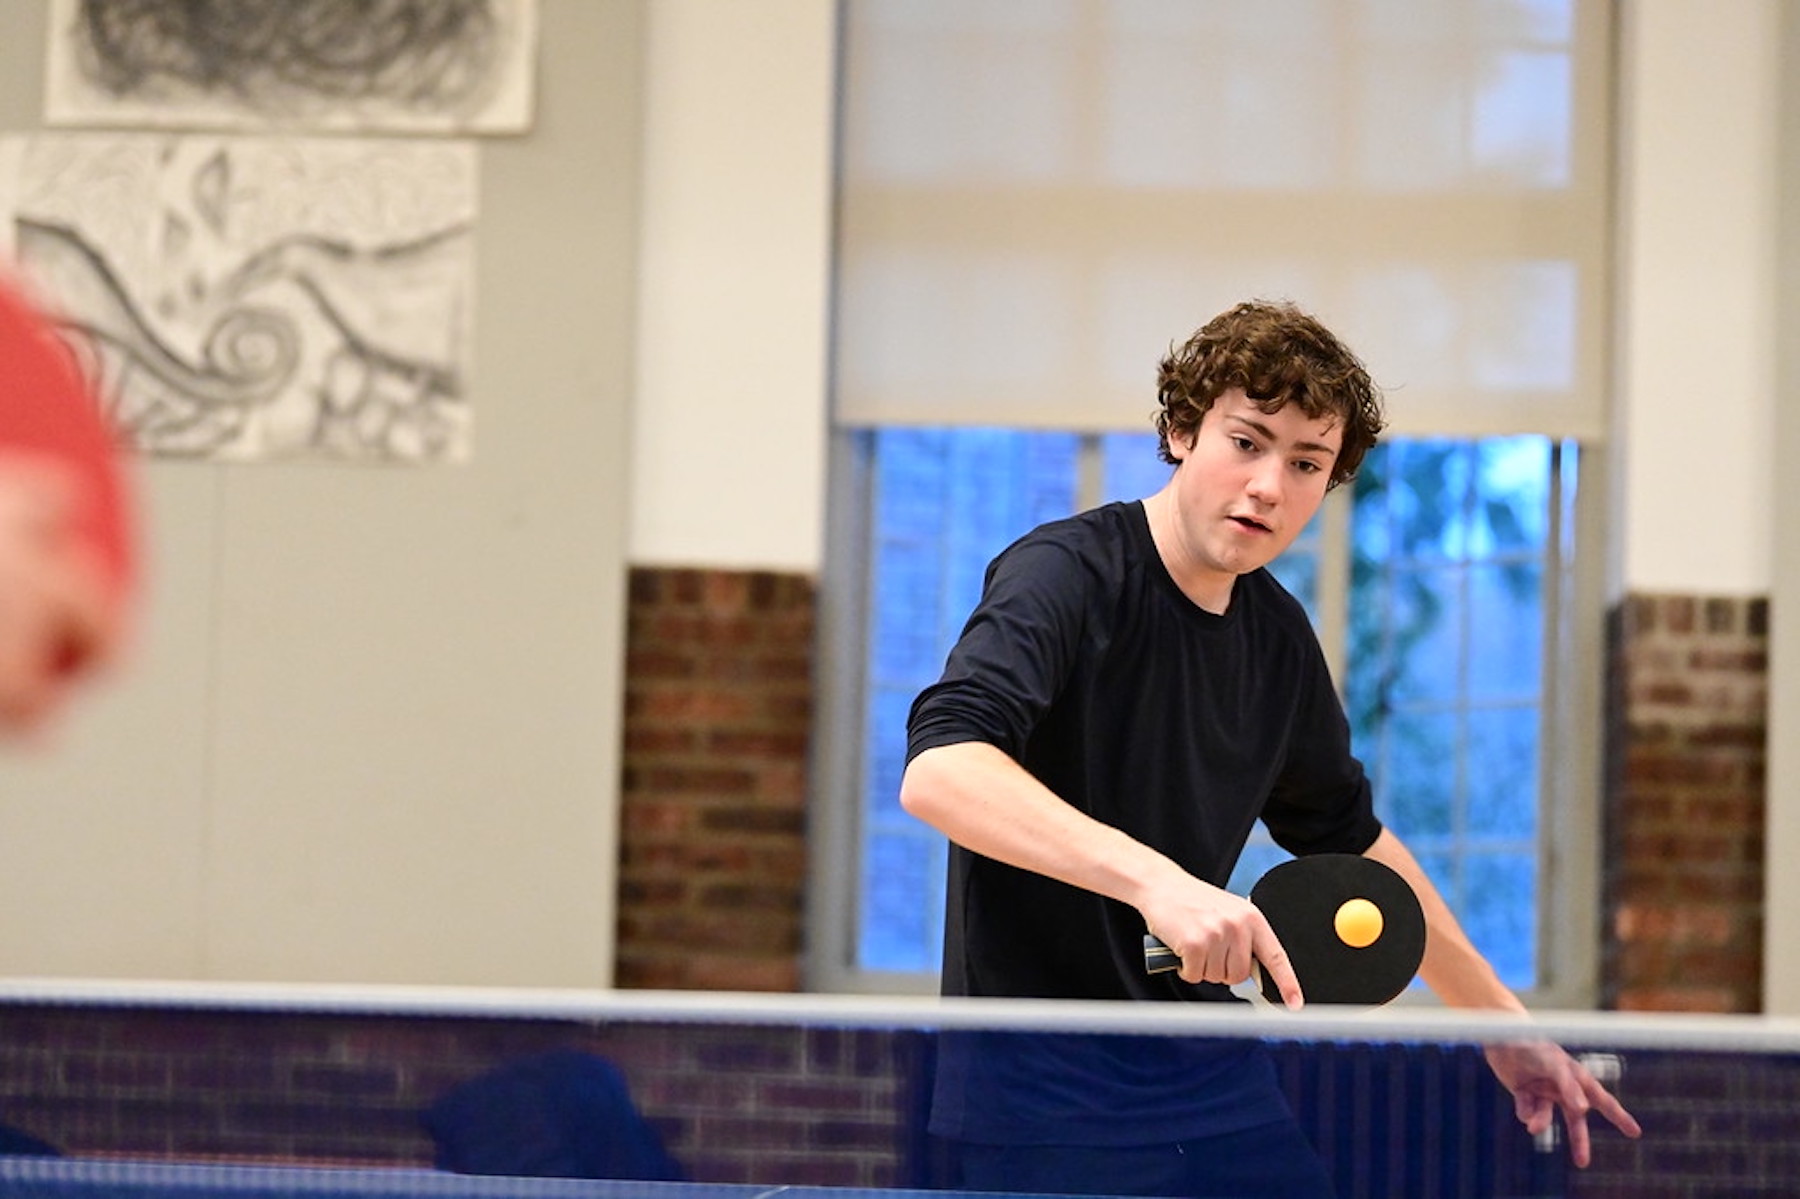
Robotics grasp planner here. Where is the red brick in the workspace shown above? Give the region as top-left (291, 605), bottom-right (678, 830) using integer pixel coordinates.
top-left (1661, 596), bottom-right (1696, 632)
top-left (638, 765), bottom-right (760, 796)
top-left (623, 725), bottom-right (700, 755)
top-left (698, 806), bottom-right (805, 835)
top-left (708, 729), bottom-right (811, 758)
top-left (666, 570), bottom-right (706, 604)
top-left (618, 878), bottom-right (688, 906)
top-left (621, 802), bottom-right (693, 834)
top-left (697, 882), bottom-right (801, 912)
top-left (626, 646), bottom-right (699, 679)
top-left (702, 572), bottom-right (751, 612)
top-left (1614, 986), bottom-right (1738, 1013)
top-left (631, 687), bottom-right (760, 724)
top-left (628, 569), bottom-right (665, 605)
top-left (685, 957), bottom-right (803, 992)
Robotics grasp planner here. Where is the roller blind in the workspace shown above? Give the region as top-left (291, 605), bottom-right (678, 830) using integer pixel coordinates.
top-left (833, 0), bottom-right (1612, 439)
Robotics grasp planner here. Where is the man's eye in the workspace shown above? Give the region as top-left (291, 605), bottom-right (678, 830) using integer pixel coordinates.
top-left (1295, 460), bottom-right (1322, 474)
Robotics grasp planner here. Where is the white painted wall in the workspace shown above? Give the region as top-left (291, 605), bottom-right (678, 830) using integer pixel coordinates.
top-left (628, 0), bottom-right (835, 573)
top-left (0, 0), bottom-right (642, 988)
top-left (1611, 0), bottom-right (1778, 600)
top-left (1768, 0), bottom-right (1800, 1017)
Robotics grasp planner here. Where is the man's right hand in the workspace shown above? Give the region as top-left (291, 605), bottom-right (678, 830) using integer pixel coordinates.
top-left (1141, 878), bottom-right (1305, 1008)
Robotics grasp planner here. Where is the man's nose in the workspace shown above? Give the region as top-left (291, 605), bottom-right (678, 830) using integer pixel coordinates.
top-left (1245, 457), bottom-right (1283, 503)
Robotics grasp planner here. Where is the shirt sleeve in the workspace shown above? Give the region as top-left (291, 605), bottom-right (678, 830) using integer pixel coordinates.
top-left (1258, 635), bottom-right (1385, 857)
top-left (906, 535), bottom-right (1092, 765)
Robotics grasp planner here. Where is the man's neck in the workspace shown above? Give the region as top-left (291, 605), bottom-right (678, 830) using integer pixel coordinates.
top-left (1140, 492), bottom-right (1235, 615)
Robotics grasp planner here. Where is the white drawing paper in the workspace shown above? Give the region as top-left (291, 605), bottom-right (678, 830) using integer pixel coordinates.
top-left (1, 133), bottom-right (477, 464)
top-left (45, 0), bottom-right (537, 134)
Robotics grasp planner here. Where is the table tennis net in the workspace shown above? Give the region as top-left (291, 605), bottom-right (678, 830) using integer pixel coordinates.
top-left (0, 985), bottom-right (1792, 1198)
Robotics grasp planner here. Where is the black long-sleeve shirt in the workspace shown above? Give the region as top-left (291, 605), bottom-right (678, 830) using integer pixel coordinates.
top-left (908, 500), bottom-right (1382, 1002)
top-left (907, 500), bottom-right (1384, 1146)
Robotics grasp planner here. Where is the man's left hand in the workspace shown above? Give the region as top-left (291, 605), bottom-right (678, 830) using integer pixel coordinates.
top-left (1483, 1040), bottom-right (1642, 1167)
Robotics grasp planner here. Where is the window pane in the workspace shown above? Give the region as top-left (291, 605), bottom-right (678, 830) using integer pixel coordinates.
top-left (1462, 851), bottom-right (1538, 988)
top-left (1375, 708), bottom-right (1458, 838)
top-left (1345, 435), bottom-right (1554, 992)
top-left (1472, 52), bottom-right (1573, 187)
top-left (1100, 431), bottom-right (1168, 504)
top-left (857, 428), bottom-right (1077, 970)
top-left (1470, 560), bottom-right (1543, 698)
top-left (1357, 2), bottom-right (1574, 191)
top-left (1100, 1), bottom-right (1337, 190)
top-left (1399, 441), bottom-right (1473, 560)
top-left (841, 1), bottom-right (1082, 184)
top-left (1266, 545), bottom-right (1319, 617)
top-left (1476, 437), bottom-right (1552, 552)
top-left (861, 829), bottom-right (944, 972)
top-left (1388, 565), bottom-right (1465, 704)
top-left (1466, 704), bottom-right (1540, 840)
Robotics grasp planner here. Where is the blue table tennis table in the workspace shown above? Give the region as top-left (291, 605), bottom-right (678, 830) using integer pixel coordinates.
top-left (0, 1158), bottom-right (1067, 1199)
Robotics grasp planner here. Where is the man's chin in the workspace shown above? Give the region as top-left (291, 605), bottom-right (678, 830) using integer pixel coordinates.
top-left (1225, 541), bottom-right (1284, 574)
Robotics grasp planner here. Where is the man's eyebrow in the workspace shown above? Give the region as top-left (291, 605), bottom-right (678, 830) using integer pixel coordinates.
top-left (1225, 414), bottom-right (1340, 457)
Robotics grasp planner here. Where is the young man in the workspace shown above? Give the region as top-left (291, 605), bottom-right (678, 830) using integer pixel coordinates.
top-left (900, 301), bottom-right (1638, 1197)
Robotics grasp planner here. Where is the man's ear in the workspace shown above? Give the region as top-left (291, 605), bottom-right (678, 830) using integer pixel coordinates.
top-left (1168, 427), bottom-right (1198, 461)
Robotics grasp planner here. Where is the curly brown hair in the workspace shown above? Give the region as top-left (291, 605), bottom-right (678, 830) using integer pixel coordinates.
top-left (1154, 301), bottom-right (1385, 489)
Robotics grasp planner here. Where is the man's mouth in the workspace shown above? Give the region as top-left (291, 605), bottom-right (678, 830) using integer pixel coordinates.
top-left (1229, 514), bottom-right (1273, 534)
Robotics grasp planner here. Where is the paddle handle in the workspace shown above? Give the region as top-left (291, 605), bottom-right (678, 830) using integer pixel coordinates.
top-left (1143, 933), bottom-right (1179, 974)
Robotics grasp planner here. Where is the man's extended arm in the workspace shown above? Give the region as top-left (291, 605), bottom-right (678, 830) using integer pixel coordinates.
top-left (900, 740), bottom-right (1305, 1006)
top-left (1361, 828), bottom-right (1642, 1166)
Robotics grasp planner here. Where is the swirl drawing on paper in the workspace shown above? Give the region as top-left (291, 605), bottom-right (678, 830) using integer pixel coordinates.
top-left (2, 134), bottom-right (476, 464)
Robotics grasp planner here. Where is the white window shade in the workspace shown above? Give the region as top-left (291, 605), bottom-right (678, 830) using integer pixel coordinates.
top-left (833, 0), bottom-right (1612, 440)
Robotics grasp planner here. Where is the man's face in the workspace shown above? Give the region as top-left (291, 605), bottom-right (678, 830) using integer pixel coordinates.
top-left (1163, 388), bottom-right (1342, 585)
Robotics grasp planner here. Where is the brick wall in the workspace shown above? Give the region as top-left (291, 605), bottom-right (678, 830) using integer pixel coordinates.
top-left (616, 568), bottom-right (816, 991)
top-left (1602, 593), bottom-right (1768, 1014)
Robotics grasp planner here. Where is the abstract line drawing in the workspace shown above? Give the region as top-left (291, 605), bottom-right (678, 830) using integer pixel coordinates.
top-left (45, 0), bottom-right (537, 134)
top-left (0, 134), bottom-right (476, 464)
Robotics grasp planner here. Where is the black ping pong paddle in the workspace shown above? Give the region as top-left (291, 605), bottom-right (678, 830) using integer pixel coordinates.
top-left (1143, 853), bottom-right (1426, 1007)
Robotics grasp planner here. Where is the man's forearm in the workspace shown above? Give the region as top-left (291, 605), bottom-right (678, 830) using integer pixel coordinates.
top-left (899, 740), bottom-right (1187, 913)
top-left (1361, 827), bottom-right (1526, 1014)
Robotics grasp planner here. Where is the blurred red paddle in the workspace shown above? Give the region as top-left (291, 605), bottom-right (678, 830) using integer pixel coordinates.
top-left (0, 272), bottom-right (136, 677)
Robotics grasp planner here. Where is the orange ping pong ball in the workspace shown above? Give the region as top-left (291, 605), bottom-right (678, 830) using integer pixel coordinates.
top-left (1334, 897), bottom-right (1384, 949)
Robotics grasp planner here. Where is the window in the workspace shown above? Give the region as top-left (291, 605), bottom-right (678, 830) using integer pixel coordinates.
top-left (811, 0), bottom-right (1612, 1002)
top-left (839, 429), bottom-right (1576, 993)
